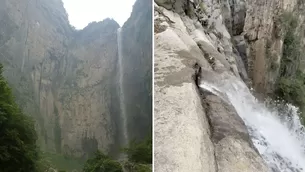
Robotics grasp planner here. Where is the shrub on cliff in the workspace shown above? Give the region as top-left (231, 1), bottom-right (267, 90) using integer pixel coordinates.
top-left (276, 71), bottom-right (305, 113)
top-left (275, 12), bottom-right (305, 123)
top-left (82, 136), bottom-right (152, 172)
top-left (82, 151), bottom-right (122, 172)
top-left (123, 161), bottom-right (151, 172)
top-left (279, 12), bottom-right (301, 77)
top-left (123, 136), bottom-right (152, 164)
top-left (0, 64), bottom-right (39, 171)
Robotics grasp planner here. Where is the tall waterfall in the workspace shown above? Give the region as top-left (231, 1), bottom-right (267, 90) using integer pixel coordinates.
top-left (117, 28), bottom-right (129, 148)
top-left (200, 72), bottom-right (305, 172)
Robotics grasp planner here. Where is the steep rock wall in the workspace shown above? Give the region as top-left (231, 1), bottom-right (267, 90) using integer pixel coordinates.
top-left (154, 1), bottom-right (269, 171)
top-left (0, 0), bottom-right (151, 159)
top-left (243, 0), bottom-right (305, 94)
top-left (122, 0), bottom-right (153, 140)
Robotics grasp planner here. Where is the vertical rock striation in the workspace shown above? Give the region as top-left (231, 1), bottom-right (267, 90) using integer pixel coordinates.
top-left (243, 0), bottom-right (305, 94)
top-left (0, 0), bottom-right (152, 159)
top-left (121, 0), bottom-right (153, 140)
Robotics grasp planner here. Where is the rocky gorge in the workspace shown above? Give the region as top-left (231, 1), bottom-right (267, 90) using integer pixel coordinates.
top-left (154, 0), bottom-right (305, 171)
top-left (0, 0), bottom-right (152, 161)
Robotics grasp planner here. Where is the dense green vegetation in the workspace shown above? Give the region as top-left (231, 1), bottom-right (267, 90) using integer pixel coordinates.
top-left (0, 64), bottom-right (40, 171)
top-left (274, 12), bottom-right (305, 123)
top-left (83, 151), bottom-right (123, 172)
top-left (83, 137), bottom-right (152, 172)
top-left (123, 136), bottom-right (152, 164)
top-left (278, 12), bottom-right (301, 78)
top-left (123, 162), bottom-right (151, 172)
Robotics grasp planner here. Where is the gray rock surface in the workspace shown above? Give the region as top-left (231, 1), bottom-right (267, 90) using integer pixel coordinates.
top-left (243, 0), bottom-right (305, 94)
top-left (121, 0), bottom-right (152, 140)
top-left (154, 5), bottom-right (215, 172)
top-left (203, 94), bottom-right (269, 172)
top-left (0, 0), bottom-right (151, 158)
top-left (154, 1), bottom-right (269, 172)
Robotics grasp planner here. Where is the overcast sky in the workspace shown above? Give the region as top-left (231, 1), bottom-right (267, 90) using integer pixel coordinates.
top-left (62, 0), bottom-right (136, 29)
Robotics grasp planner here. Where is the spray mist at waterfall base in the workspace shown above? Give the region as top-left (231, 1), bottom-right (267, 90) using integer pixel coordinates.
top-left (200, 73), bottom-right (305, 172)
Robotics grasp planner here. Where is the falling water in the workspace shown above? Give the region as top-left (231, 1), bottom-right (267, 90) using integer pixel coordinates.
top-left (200, 72), bottom-right (305, 172)
top-left (117, 28), bottom-right (129, 148)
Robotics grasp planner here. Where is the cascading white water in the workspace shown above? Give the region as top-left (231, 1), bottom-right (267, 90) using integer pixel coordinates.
top-left (117, 28), bottom-right (129, 147)
top-left (200, 73), bottom-right (305, 172)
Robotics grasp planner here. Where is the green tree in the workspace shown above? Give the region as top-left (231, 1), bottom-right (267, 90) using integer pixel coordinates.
top-left (274, 12), bottom-right (305, 123)
top-left (0, 64), bottom-right (39, 171)
top-left (123, 136), bottom-right (152, 164)
top-left (123, 161), bottom-right (151, 172)
top-left (83, 151), bottom-right (122, 172)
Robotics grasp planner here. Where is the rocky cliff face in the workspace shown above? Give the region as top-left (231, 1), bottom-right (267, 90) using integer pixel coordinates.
top-left (244, 0), bottom-right (305, 95)
top-left (154, 0), bottom-right (305, 171)
top-left (0, 0), bottom-right (151, 159)
top-left (154, 2), bottom-right (268, 170)
top-left (122, 0), bottom-right (153, 140)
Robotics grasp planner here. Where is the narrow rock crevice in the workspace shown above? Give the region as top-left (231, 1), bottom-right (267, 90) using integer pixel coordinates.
top-left (192, 62), bottom-right (219, 172)
top-left (192, 62), bottom-right (264, 170)
top-left (197, 78), bottom-right (260, 153)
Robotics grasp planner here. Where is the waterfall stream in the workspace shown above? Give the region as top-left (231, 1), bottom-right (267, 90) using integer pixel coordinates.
top-left (199, 72), bottom-right (305, 172)
top-left (117, 28), bottom-right (129, 148)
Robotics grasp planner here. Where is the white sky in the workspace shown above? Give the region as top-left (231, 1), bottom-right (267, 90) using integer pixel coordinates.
top-left (62, 0), bottom-right (136, 29)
